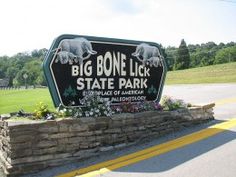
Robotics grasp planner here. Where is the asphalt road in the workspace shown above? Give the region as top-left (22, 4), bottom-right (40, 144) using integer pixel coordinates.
top-left (99, 84), bottom-right (236, 177)
top-left (22, 84), bottom-right (236, 177)
top-left (163, 84), bottom-right (236, 120)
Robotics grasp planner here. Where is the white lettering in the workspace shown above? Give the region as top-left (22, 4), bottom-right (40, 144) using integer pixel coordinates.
top-left (104, 52), bottom-right (112, 76)
top-left (72, 66), bottom-right (79, 76)
top-left (84, 61), bottom-right (92, 76)
top-left (77, 78), bottom-right (84, 90)
top-left (97, 55), bottom-right (103, 76)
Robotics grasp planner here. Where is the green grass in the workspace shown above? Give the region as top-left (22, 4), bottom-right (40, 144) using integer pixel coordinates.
top-left (0, 62), bottom-right (236, 114)
top-left (0, 89), bottom-right (54, 114)
top-left (166, 62), bottom-right (236, 84)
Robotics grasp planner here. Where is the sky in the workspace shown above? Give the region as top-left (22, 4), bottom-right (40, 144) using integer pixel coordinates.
top-left (0, 0), bottom-right (235, 56)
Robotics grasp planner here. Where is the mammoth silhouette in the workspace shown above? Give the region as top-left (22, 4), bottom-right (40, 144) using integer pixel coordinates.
top-left (54, 37), bottom-right (97, 65)
top-left (132, 43), bottom-right (163, 67)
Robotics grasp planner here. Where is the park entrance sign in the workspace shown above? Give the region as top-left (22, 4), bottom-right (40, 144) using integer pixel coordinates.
top-left (43, 34), bottom-right (167, 107)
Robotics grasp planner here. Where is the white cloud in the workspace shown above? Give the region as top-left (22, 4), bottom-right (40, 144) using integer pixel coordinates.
top-left (0, 0), bottom-right (235, 56)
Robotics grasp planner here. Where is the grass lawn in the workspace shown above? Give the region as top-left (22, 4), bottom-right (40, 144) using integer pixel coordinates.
top-left (0, 89), bottom-right (54, 114)
top-left (1, 62), bottom-right (236, 114)
top-left (166, 62), bottom-right (236, 84)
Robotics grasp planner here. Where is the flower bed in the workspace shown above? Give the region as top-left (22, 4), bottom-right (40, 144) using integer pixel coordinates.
top-left (0, 103), bottom-right (215, 176)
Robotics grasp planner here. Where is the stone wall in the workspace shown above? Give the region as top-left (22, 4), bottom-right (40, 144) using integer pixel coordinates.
top-left (0, 104), bottom-right (214, 176)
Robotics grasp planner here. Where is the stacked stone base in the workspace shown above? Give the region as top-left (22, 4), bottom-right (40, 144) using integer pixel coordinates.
top-left (0, 104), bottom-right (214, 176)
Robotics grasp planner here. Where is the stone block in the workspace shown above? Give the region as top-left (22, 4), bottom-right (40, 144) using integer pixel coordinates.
top-left (108, 120), bottom-right (123, 128)
top-left (114, 143), bottom-right (127, 149)
top-left (138, 126), bottom-right (146, 130)
top-left (99, 146), bottom-right (114, 152)
top-left (9, 130), bottom-right (38, 138)
top-left (202, 103), bottom-right (215, 110)
top-left (95, 117), bottom-right (110, 123)
top-left (38, 126), bottom-right (58, 133)
top-left (111, 113), bottom-right (134, 120)
top-left (57, 138), bottom-right (70, 144)
top-left (11, 154), bottom-right (54, 165)
top-left (104, 128), bottom-right (122, 134)
top-left (88, 122), bottom-right (108, 131)
top-left (65, 143), bottom-right (80, 152)
top-left (89, 142), bottom-right (101, 148)
top-left (11, 141), bottom-right (32, 150)
top-left (95, 135), bottom-right (111, 143)
top-left (50, 133), bottom-right (73, 139)
top-left (58, 123), bottom-right (69, 132)
top-left (8, 124), bottom-right (38, 133)
top-left (35, 140), bottom-right (57, 148)
top-left (79, 117), bottom-right (95, 123)
top-left (69, 124), bottom-right (88, 132)
top-left (38, 133), bottom-right (50, 139)
top-left (53, 153), bottom-right (72, 159)
top-left (75, 131), bottom-right (94, 137)
top-left (68, 136), bottom-right (87, 143)
top-left (33, 147), bottom-right (58, 155)
top-left (122, 127), bottom-right (138, 132)
top-left (72, 148), bottom-right (98, 157)
top-left (11, 149), bottom-right (32, 159)
top-left (9, 135), bottom-right (35, 143)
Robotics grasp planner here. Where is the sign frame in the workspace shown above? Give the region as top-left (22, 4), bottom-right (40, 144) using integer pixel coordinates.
top-left (43, 34), bottom-right (167, 107)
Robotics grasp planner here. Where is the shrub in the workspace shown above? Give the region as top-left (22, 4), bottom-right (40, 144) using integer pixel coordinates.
top-left (56, 94), bottom-right (189, 118)
top-left (119, 101), bottom-right (137, 113)
top-left (34, 102), bottom-right (50, 119)
top-left (56, 105), bottom-right (83, 118)
top-left (57, 92), bottom-right (113, 118)
top-left (138, 101), bottom-right (163, 112)
top-left (112, 101), bottom-right (162, 113)
top-left (81, 92), bottom-right (113, 117)
top-left (160, 95), bottom-right (187, 111)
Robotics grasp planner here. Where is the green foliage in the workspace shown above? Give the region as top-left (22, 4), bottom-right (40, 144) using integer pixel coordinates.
top-left (57, 92), bottom-right (113, 118)
top-left (56, 105), bottom-right (83, 118)
top-left (81, 92), bottom-right (113, 117)
top-left (174, 39), bottom-right (190, 70)
top-left (160, 96), bottom-right (187, 111)
top-left (165, 47), bottom-right (176, 71)
top-left (112, 101), bottom-right (162, 113)
top-left (0, 41), bottom-right (236, 85)
top-left (214, 46), bottom-right (236, 64)
top-left (166, 41), bottom-right (236, 71)
top-left (0, 49), bottom-right (47, 86)
top-left (34, 102), bottom-right (50, 119)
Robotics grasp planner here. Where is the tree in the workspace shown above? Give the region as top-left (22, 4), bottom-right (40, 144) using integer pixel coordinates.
top-left (214, 46), bottom-right (236, 64)
top-left (159, 44), bottom-right (168, 69)
top-left (174, 39), bottom-right (190, 70)
top-left (6, 67), bottom-right (19, 86)
top-left (14, 70), bottom-right (29, 86)
top-left (165, 46), bottom-right (176, 70)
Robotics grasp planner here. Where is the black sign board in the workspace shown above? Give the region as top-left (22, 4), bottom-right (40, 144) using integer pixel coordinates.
top-left (43, 34), bottom-right (167, 107)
